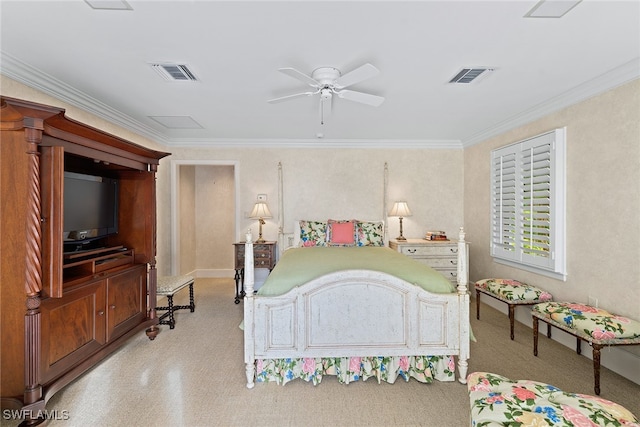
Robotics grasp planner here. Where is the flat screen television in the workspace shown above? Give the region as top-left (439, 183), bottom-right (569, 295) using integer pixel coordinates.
top-left (63, 171), bottom-right (119, 246)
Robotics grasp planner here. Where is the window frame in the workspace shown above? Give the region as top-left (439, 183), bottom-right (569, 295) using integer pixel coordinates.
top-left (490, 128), bottom-right (567, 280)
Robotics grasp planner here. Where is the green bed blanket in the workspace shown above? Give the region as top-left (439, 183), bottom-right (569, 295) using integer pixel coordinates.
top-left (257, 246), bottom-right (456, 296)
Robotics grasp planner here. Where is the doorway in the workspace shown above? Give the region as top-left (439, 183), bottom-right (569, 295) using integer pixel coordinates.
top-left (170, 160), bottom-right (239, 276)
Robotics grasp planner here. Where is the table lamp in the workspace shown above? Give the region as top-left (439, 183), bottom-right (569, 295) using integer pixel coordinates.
top-left (250, 202), bottom-right (272, 243)
top-left (389, 201), bottom-right (412, 241)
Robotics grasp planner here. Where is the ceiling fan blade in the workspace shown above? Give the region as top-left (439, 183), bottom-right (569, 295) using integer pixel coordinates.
top-left (278, 67), bottom-right (319, 88)
top-left (333, 63), bottom-right (380, 89)
top-left (267, 91), bottom-right (316, 104)
top-left (336, 89), bottom-right (385, 107)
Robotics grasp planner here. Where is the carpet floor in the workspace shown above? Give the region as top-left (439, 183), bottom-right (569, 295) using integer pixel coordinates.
top-left (8, 278), bottom-right (639, 426)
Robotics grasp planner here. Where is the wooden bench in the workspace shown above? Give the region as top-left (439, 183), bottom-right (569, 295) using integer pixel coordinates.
top-left (532, 302), bottom-right (640, 395)
top-left (468, 371), bottom-right (639, 426)
top-left (475, 278), bottom-right (553, 340)
top-left (156, 275), bottom-right (195, 329)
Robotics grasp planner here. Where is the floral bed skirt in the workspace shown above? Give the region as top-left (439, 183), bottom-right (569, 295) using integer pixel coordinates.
top-left (255, 355), bottom-right (456, 385)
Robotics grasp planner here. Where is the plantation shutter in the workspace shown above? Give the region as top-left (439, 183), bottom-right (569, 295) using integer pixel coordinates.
top-left (491, 147), bottom-right (518, 261)
top-left (520, 135), bottom-right (553, 269)
top-left (491, 128), bottom-right (566, 278)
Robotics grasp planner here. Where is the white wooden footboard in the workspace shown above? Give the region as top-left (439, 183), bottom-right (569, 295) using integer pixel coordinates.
top-left (244, 228), bottom-right (469, 389)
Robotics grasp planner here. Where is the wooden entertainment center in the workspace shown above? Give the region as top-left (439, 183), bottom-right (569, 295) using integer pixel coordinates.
top-left (0, 97), bottom-right (170, 425)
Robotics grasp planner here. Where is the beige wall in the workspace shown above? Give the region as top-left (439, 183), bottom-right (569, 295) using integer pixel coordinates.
top-left (464, 79), bottom-right (640, 381)
top-left (162, 146), bottom-right (464, 273)
top-left (464, 79), bottom-right (639, 318)
top-left (194, 165), bottom-right (235, 272)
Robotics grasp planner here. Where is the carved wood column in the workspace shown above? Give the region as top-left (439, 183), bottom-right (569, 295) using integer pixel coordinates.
top-left (22, 119), bottom-right (45, 423)
top-left (145, 164), bottom-right (159, 340)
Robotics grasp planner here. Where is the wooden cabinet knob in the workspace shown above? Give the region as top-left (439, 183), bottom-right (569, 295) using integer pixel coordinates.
top-left (97, 311), bottom-right (105, 316)
top-left (110, 305), bottom-right (116, 309)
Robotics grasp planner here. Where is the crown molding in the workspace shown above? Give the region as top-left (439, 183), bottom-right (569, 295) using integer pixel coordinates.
top-left (164, 138), bottom-right (462, 149)
top-left (1, 51), bottom-right (170, 145)
top-left (462, 57), bottom-right (640, 147)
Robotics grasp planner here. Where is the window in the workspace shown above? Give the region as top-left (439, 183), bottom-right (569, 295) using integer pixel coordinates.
top-left (491, 128), bottom-right (566, 280)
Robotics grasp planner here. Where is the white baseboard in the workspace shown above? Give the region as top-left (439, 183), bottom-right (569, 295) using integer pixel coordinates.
top-left (189, 269), bottom-right (235, 278)
top-left (476, 295), bottom-right (640, 386)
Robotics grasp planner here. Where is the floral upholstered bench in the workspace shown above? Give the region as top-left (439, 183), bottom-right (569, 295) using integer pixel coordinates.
top-left (467, 371), bottom-right (639, 426)
top-left (475, 278), bottom-right (553, 340)
top-left (532, 302), bottom-right (640, 395)
top-left (156, 275), bottom-right (195, 329)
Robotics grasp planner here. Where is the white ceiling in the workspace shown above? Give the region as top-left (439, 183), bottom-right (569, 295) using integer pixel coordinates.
top-left (1, 1), bottom-right (639, 148)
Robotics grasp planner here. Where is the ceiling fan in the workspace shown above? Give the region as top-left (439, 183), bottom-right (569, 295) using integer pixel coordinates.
top-left (268, 63), bottom-right (385, 124)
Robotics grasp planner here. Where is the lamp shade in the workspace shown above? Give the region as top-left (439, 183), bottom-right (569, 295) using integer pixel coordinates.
top-left (250, 202), bottom-right (272, 219)
top-left (389, 201), bottom-right (412, 217)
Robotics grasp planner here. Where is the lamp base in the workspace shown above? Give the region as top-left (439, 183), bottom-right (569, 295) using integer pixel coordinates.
top-left (396, 236), bottom-right (407, 241)
top-left (256, 238), bottom-right (266, 243)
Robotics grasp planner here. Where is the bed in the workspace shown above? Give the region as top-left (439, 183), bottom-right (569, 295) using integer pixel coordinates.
top-left (242, 217), bottom-right (470, 388)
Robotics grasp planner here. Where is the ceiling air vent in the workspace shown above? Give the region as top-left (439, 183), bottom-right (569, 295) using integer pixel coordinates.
top-left (150, 63), bottom-right (198, 81)
top-left (449, 67), bottom-right (494, 84)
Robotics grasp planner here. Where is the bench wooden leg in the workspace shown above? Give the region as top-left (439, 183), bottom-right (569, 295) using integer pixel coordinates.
top-left (188, 283), bottom-right (195, 312)
top-left (532, 318), bottom-right (601, 395)
top-left (508, 304), bottom-right (515, 340)
top-left (166, 295), bottom-right (176, 329)
top-left (476, 290), bottom-right (480, 320)
top-left (533, 316), bottom-right (539, 356)
top-left (592, 344), bottom-right (602, 395)
top-left (156, 278), bottom-right (195, 329)
top-left (533, 318), bottom-right (552, 351)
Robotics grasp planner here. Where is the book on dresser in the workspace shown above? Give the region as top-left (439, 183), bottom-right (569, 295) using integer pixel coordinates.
top-left (425, 230), bottom-right (448, 241)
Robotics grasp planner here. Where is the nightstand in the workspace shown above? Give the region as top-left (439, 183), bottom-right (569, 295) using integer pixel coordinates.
top-left (232, 241), bottom-right (276, 304)
top-left (389, 238), bottom-right (469, 285)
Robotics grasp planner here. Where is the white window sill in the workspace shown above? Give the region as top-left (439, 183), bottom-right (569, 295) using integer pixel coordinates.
top-left (493, 258), bottom-right (567, 281)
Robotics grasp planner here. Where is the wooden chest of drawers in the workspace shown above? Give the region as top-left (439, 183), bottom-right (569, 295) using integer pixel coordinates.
top-left (389, 238), bottom-right (469, 285)
top-left (234, 241), bottom-right (277, 270)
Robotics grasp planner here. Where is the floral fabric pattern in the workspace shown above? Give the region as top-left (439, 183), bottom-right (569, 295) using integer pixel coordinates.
top-left (475, 278), bottom-right (553, 303)
top-left (355, 221), bottom-right (385, 247)
top-left (299, 219), bottom-right (386, 248)
top-left (298, 220), bottom-right (328, 247)
top-left (533, 302), bottom-right (640, 341)
top-left (255, 355), bottom-right (455, 386)
top-left (468, 372), bottom-right (639, 427)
